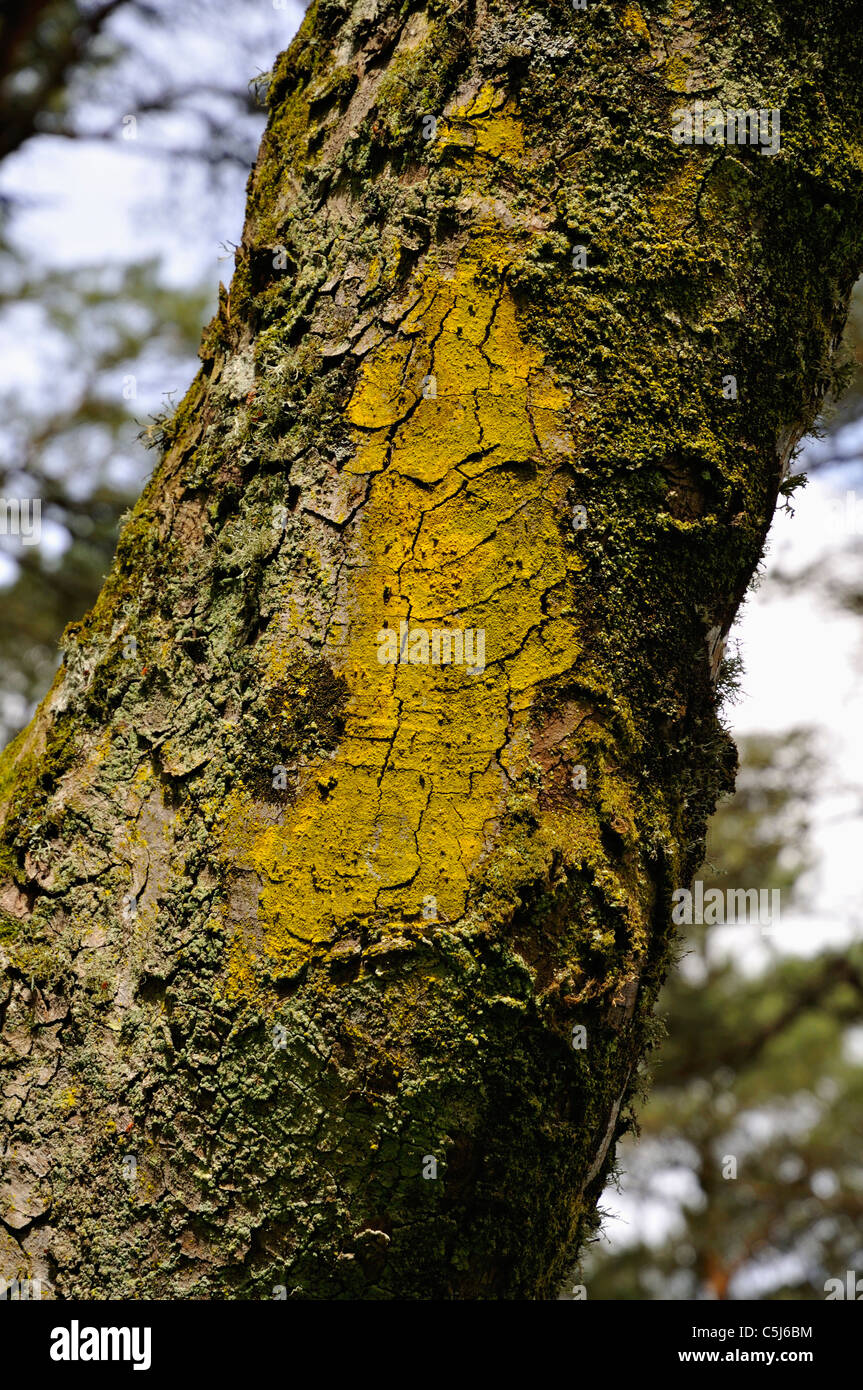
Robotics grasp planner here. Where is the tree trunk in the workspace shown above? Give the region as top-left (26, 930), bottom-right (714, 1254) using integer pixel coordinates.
top-left (1, 0), bottom-right (862, 1300)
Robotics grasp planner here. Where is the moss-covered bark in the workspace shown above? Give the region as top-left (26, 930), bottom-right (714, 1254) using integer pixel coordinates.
top-left (1, 0), bottom-right (863, 1299)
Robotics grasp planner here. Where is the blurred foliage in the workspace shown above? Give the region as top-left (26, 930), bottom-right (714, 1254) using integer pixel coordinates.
top-left (0, 0), bottom-right (296, 740)
top-left (583, 731), bottom-right (863, 1300)
top-left (0, 0), bottom-right (268, 172)
top-left (0, 0), bottom-right (119, 166)
top-left (0, 260), bottom-right (210, 733)
top-left (819, 277), bottom-right (863, 445)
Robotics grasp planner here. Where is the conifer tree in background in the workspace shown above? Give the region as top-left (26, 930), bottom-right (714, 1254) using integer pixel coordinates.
top-left (585, 731), bottom-right (863, 1300)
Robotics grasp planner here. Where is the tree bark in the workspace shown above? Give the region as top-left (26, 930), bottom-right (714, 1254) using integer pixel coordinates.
top-left (2, 0), bottom-right (863, 1299)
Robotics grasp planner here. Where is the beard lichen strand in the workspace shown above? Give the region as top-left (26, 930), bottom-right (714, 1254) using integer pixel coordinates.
top-left (218, 231), bottom-right (598, 1000)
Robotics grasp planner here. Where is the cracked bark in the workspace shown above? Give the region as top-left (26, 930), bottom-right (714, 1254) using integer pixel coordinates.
top-left (1, 0), bottom-right (863, 1299)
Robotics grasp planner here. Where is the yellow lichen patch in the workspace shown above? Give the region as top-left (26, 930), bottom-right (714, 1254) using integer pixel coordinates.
top-left (664, 53), bottom-right (689, 94)
top-left (620, 4), bottom-right (650, 42)
top-left (648, 160), bottom-right (704, 238)
top-left (223, 922), bottom-right (262, 1006)
top-left (218, 225), bottom-right (593, 1000)
top-left (346, 339), bottom-right (415, 429)
top-left (435, 83), bottom-right (525, 166)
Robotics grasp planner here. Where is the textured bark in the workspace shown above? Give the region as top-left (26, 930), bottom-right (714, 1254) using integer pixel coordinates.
top-left (1, 0), bottom-right (863, 1300)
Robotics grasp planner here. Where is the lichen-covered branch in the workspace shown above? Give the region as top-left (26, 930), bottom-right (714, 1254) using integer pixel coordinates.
top-left (1, 0), bottom-right (863, 1299)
